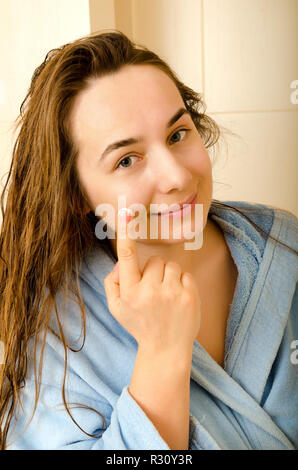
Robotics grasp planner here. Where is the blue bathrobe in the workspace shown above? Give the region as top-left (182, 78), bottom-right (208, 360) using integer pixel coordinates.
top-left (6, 201), bottom-right (298, 450)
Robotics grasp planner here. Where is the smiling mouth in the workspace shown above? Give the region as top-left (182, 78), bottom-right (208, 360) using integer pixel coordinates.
top-left (151, 192), bottom-right (198, 216)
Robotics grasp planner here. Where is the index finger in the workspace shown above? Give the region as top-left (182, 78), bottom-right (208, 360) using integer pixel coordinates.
top-left (116, 208), bottom-right (142, 293)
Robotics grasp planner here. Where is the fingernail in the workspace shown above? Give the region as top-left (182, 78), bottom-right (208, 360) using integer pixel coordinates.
top-left (117, 208), bottom-right (131, 238)
top-left (118, 207), bottom-right (133, 223)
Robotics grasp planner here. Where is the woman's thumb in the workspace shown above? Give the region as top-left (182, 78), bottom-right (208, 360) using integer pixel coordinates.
top-left (112, 262), bottom-right (119, 281)
top-left (104, 263), bottom-right (120, 313)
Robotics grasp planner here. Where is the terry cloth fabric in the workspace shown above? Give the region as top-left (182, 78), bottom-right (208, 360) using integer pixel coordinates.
top-left (5, 200), bottom-right (298, 450)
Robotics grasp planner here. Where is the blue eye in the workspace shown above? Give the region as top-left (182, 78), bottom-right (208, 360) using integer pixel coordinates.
top-left (117, 155), bottom-right (139, 169)
top-left (116, 128), bottom-right (190, 170)
top-left (169, 128), bottom-right (189, 144)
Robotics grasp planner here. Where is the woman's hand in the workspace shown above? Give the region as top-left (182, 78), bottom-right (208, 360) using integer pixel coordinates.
top-left (104, 210), bottom-right (201, 355)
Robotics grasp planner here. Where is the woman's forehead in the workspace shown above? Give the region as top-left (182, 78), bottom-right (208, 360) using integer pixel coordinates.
top-left (74, 66), bottom-right (180, 117)
top-left (70, 65), bottom-right (184, 146)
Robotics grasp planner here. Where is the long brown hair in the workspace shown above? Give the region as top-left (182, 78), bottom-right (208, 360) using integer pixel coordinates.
top-left (0, 29), bottom-right (296, 450)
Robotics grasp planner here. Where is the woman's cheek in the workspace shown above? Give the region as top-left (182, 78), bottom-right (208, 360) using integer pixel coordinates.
top-left (189, 150), bottom-right (212, 177)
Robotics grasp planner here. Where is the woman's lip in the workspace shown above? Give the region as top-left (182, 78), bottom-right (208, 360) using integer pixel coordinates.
top-left (180, 192), bottom-right (198, 206)
top-left (152, 192), bottom-right (198, 215)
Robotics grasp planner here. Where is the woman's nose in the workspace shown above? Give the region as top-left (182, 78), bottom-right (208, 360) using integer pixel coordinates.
top-left (149, 148), bottom-right (192, 193)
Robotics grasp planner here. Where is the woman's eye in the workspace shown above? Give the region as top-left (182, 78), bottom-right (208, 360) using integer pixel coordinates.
top-left (116, 128), bottom-right (190, 170)
top-left (169, 128), bottom-right (189, 144)
top-left (116, 155), bottom-right (139, 170)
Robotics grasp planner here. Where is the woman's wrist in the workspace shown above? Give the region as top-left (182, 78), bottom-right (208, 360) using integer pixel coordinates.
top-left (135, 342), bottom-right (194, 374)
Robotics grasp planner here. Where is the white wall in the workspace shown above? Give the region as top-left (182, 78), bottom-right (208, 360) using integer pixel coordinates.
top-left (89, 0), bottom-right (115, 32)
top-left (0, 0), bottom-right (90, 211)
top-left (203, 0), bottom-right (298, 215)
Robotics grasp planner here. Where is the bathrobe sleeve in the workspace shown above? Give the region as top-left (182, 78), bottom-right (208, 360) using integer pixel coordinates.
top-left (7, 375), bottom-right (171, 450)
top-left (6, 314), bottom-right (173, 450)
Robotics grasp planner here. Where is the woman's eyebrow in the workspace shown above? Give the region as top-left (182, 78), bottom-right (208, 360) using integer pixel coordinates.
top-left (99, 107), bottom-right (190, 161)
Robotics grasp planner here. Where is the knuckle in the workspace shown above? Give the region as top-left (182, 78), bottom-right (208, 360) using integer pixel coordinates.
top-left (118, 247), bottom-right (134, 259)
top-left (121, 295), bottom-right (138, 313)
top-left (164, 285), bottom-right (179, 300)
top-left (182, 288), bottom-right (200, 308)
top-left (121, 289), bottom-right (134, 304)
top-left (143, 256), bottom-right (164, 274)
top-left (166, 261), bottom-right (181, 271)
top-left (142, 285), bottom-right (157, 302)
top-left (182, 290), bottom-right (195, 305)
top-left (146, 256), bottom-right (164, 266)
top-left (183, 271), bottom-right (194, 282)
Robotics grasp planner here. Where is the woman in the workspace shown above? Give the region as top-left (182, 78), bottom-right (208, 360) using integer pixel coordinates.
top-left (0, 31), bottom-right (297, 450)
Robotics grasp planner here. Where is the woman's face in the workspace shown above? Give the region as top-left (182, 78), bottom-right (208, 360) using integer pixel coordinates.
top-left (70, 64), bottom-right (213, 245)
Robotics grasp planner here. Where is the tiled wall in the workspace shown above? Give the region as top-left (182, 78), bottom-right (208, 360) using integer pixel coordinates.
top-left (125, 0), bottom-right (298, 216)
top-left (0, 0), bottom-right (91, 225)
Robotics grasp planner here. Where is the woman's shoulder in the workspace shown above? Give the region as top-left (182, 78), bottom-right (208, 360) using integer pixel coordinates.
top-left (214, 199), bottom-right (297, 241)
top-left (210, 199), bottom-right (298, 260)
top-left (220, 199), bottom-right (297, 221)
